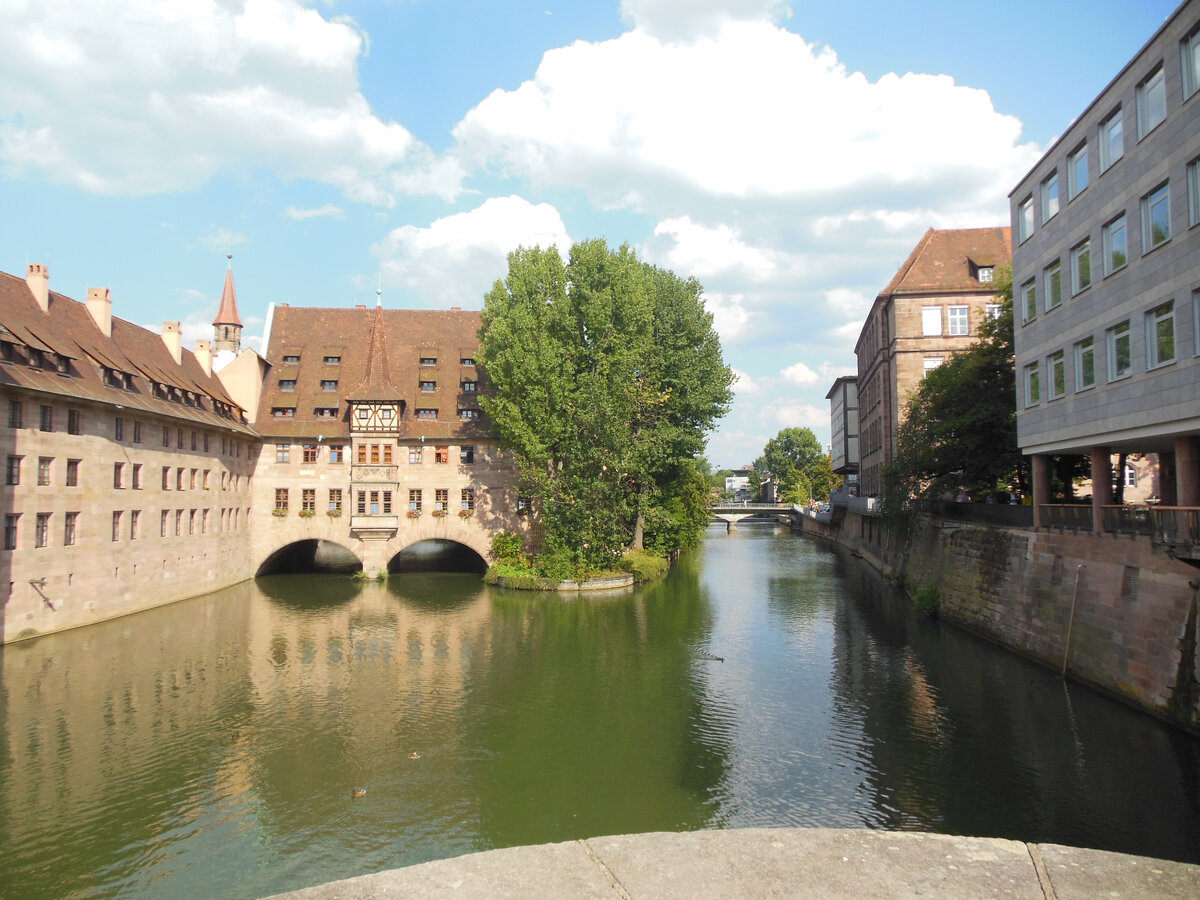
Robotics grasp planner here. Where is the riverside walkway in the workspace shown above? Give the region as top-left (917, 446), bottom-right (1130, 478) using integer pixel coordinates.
top-left (268, 827), bottom-right (1200, 898)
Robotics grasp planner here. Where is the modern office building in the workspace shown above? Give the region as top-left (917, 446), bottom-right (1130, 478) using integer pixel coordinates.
top-left (826, 376), bottom-right (859, 492)
top-left (1010, 0), bottom-right (1200, 528)
top-left (854, 227), bottom-right (1011, 497)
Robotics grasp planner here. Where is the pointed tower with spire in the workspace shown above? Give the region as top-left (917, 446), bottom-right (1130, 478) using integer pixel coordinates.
top-left (213, 254), bottom-right (243, 354)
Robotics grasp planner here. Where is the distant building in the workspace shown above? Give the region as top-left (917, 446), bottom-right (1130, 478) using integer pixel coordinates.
top-left (826, 376), bottom-right (859, 492)
top-left (724, 467), bottom-right (752, 500)
top-left (1010, 0), bottom-right (1200, 526)
top-left (1, 263), bottom-right (257, 642)
top-left (854, 227), bottom-right (1012, 497)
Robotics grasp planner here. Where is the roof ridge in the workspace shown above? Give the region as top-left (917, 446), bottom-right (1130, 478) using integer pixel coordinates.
top-left (349, 304), bottom-right (400, 399)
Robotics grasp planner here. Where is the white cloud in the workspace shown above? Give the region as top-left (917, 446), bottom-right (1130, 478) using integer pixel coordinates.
top-left (285, 203), bottom-right (344, 220)
top-left (0, 0), bottom-right (459, 203)
top-left (759, 401), bottom-right (827, 431)
top-left (645, 216), bottom-right (775, 281)
top-left (704, 291), bottom-right (751, 343)
top-left (373, 196), bottom-right (571, 308)
top-left (780, 361), bottom-right (818, 385)
top-left (731, 368), bottom-right (760, 395)
top-left (620, 0), bottom-right (792, 43)
top-left (200, 228), bottom-right (247, 252)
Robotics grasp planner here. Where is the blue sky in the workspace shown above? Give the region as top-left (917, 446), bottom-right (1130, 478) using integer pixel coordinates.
top-left (0, 0), bottom-right (1182, 467)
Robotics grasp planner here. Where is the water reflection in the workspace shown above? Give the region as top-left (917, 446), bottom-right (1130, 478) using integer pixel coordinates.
top-left (1, 530), bottom-right (1199, 900)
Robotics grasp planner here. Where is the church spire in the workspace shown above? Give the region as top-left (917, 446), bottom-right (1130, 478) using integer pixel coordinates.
top-left (213, 253), bottom-right (243, 354)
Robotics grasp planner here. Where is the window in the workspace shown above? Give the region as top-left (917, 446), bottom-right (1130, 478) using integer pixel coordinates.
top-left (1041, 171), bottom-right (1060, 221)
top-left (461, 357), bottom-right (476, 366)
top-left (923, 357), bottom-right (943, 372)
top-left (162, 466), bottom-right (171, 490)
top-left (133, 421), bottom-right (141, 443)
top-left (985, 304), bottom-right (1001, 320)
top-left (282, 354), bottom-right (300, 364)
top-left (1142, 183), bottom-right (1170, 251)
top-left (462, 380), bottom-right (477, 392)
top-left (274, 489), bottom-right (289, 513)
top-left (130, 510), bottom-right (140, 540)
top-left (1146, 301), bottom-right (1175, 369)
top-left (68, 408), bottom-right (80, 434)
top-left (114, 417), bottom-right (124, 440)
top-left (369, 491), bottom-right (379, 515)
top-left (37, 457), bottom-right (51, 486)
top-left (175, 509), bottom-right (183, 536)
top-left (1188, 157), bottom-right (1200, 228)
top-left (1067, 143), bottom-right (1088, 199)
top-left (1023, 363), bottom-right (1040, 407)
top-left (921, 306), bottom-right (941, 335)
top-left (191, 431), bottom-right (197, 451)
top-left (435, 446), bottom-right (449, 464)
top-left (330, 445), bottom-right (344, 464)
top-left (382, 491), bottom-right (392, 514)
top-left (176, 467), bottom-right (185, 491)
top-left (435, 488), bottom-right (448, 511)
top-left (35, 513), bottom-right (49, 548)
top-left (1017, 196), bottom-right (1034, 242)
top-left (357, 408), bottom-right (369, 421)
top-left (4, 515), bottom-right (17, 550)
top-left (1107, 321), bottom-right (1131, 380)
top-left (189, 469), bottom-right (197, 490)
top-left (409, 489), bottom-right (422, 511)
top-left (1070, 239), bottom-right (1091, 295)
top-left (113, 462), bottom-right (124, 489)
top-left (416, 408), bottom-right (437, 420)
top-left (271, 407), bottom-right (295, 418)
top-left (177, 428), bottom-right (184, 448)
top-left (459, 409), bottom-right (479, 421)
top-left (5, 455), bottom-right (20, 486)
top-left (276, 443), bottom-right (290, 463)
top-left (409, 446), bottom-right (423, 464)
top-left (977, 267), bottom-right (994, 283)
top-left (1075, 337), bottom-right (1095, 390)
top-left (947, 306), bottom-right (969, 336)
top-left (518, 496), bottom-right (531, 514)
top-left (329, 489), bottom-right (342, 513)
top-left (356, 491), bottom-right (366, 515)
top-left (112, 511), bottom-right (122, 542)
top-left (1103, 214), bottom-right (1127, 275)
top-left (1100, 108), bottom-right (1124, 172)
top-left (321, 380), bottom-right (337, 392)
top-left (1044, 260), bottom-right (1062, 311)
top-left (324, 355), bottom-right (341, 365)
top-left (1021, 279), bottom-right (1037, 323)
top-left (1048, 351), bottom-right (1065, 399)
top-left (279, 379), bottom-right (296, 392)
top-left (188, 509), bottom-right (195, 534)
top-left (357, 444), bottom-right (367, 464)
top-left (40, 405), bottom-right (53, 432)
top-left (315, 407), bottom-right (339, 418)
top-left (461, 444), bottom-right (475, 464)
top-left (163, 426), bottom-right (171, 447)
top-left (381, 408), bottom-right (393, 421)
top-left (1137, 65), bottom-right (1166, 139)
top-left (302, 444), bottom-right (319, 463)
top-left (302, 489), bottom-right (316, 512)
top-left (67, 459), bottom-right (79, 487)
top-left (161, 510), bottom-right (169, 538)
top-left (420, 381), bottom-right (436, 392)
top-left (65, 512), bottom-right (78, 546)
top-left (461, 488), bottom-right (475, 512)
top-left (132, 464), bottom-right (142, 490)
top-left (383, 444), bottom-right (393, 464)
top-left (420, 356), bottom-right (437, 366)
top-left (7, 399), bottom-right (22, 428)
top-left (1185, 26), bottom-right (1200, 99)
top-left (200, 509), bottom-right (207, 534)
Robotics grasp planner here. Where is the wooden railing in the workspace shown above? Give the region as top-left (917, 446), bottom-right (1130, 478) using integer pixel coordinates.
top-left (1040, 504), bottom-right (1199, 548)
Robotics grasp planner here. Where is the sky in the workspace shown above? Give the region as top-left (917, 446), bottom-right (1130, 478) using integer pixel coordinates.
top-left (0, 0), bottom-right (1184, 468)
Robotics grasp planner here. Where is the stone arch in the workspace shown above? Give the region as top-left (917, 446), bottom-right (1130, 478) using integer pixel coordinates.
top-left (255, 538), bottom-right (363, 576)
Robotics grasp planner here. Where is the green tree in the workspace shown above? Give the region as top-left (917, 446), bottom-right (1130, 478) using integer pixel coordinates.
top-left (883, 265), bottom-right (1027, 507)
top-left (752, 427), bottom-right (839, 505)
top-left (479, 239), bottom-right (733, 574)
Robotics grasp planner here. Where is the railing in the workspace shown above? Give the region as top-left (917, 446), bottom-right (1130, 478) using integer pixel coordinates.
top-left (1149, 507), bottom-right (1200, 546)
top-left (1039, 504), bottom-right (1093, 533)
top-left (1100, 505), bottom-right (1153, 537)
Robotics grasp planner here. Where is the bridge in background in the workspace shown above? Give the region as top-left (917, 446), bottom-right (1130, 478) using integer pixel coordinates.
top-left (710, 503), bottom-right (791, 532)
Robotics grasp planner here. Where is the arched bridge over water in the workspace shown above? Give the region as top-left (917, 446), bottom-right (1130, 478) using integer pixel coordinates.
top-left (710, 503), bottom-right (792, 532)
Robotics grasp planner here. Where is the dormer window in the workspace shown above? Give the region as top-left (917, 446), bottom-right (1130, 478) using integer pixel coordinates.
top-left (977, 266), bottom-right (994, 283)
top-left (323, 355), bottom-right (341, 366)
top-left (28, 349), bottom-right (44, 369)
top-left (460, 357), bottom-right (476, 366)
top-left (420, 356), bottom-right (437, 366)
top-left (321, 380), bottom-right (338, 392)
top-left (272, 407), bottom-right (296, 418)
top-left (282, 354), bottom-right (300, 365)
top-left (420, 380), bottom-right (436, 392)
top-left (459, 408), bottom-right (479, 421)
top-left (416, 408), bottom-right (437, 420)
top-left (462, 381), bottom-right (477, 392)
top-left (279, 379), bottom-right (296, 392)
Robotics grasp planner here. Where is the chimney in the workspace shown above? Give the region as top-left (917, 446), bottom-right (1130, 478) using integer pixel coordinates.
top-left (86, 287), bottom-right (112, 337)
top-left (162, 321), bottom-right (182, 365)
top-left (26, 263), bottom-right (49, 312)
top-left (195, 339), bottom-right (213, 377)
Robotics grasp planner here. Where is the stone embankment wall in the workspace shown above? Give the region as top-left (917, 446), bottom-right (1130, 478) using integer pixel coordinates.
top-left (797, 511), bottom-right (1200, 734)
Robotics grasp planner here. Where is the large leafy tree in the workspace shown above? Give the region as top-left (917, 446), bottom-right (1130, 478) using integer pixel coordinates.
top-left (884, 265), bottom-right (1028, 505)
top-left (479, 239), bottom-right (733, 573)
top-left (752, 427), bottom-right (839, 505)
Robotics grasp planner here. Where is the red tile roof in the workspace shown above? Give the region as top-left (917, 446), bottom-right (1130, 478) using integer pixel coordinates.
top-left (880, 227), bottom-right (1012, 297)
top-left (213, 263), bottom-right (242, 327)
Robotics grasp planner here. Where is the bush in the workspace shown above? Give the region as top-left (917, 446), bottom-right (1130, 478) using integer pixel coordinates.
top-left (618, 549), bottom-right (668, 583)
top-left (490, 532), bottom-right (525, 566)
top-left (911, 584), bottom-right (940, 618)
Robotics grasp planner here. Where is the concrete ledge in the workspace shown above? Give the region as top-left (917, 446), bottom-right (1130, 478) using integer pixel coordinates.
top-left (265, 827), bottom-right (1200, 899)
top-left (557, 574), bottom-right (635, 592)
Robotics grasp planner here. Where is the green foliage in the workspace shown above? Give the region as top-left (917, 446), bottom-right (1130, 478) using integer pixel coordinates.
top-left (884, 265), bottom-right (1027, 515)
top-left (752, 427), bottom-right (839, 505)
top-left (479, 239), bottom-right (734, 571)
top-left (490, 532), bottom-right (526, 566)
top-left (618, 549), bottom-right (669, 583)
top-left (911, 584), bottom-right (940, 617)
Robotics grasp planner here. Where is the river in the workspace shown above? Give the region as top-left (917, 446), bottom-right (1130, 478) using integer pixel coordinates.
top-left (2, 526), bottom-right (1198, 898)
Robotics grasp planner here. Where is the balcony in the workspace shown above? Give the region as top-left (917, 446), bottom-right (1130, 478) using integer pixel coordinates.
top-left (350, 515), bottom-right (398, 541)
